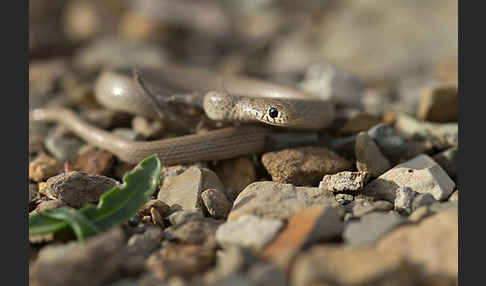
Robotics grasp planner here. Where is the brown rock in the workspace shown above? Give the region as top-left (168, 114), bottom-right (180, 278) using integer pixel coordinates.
top-left (30, 200), bottom-right (66, 215)
top-left (214, 157), bottom-right (257, 201)
top-left (66, 148), bottom-right (115, 175)
top-left (201, 189), bottom-right (232, 219)
top-left (355, 132), bottom-right (391, 178)
top-left (261, 147), bottom-right (352, 186)
top-left (172, 219), bottom-right (221, 245)
top-left (227, 181), bottom-right (337, 221)
top-left (417, 84), bottom-right (458, 122)
top-left (319, 171), bottom-right (369, 192)
top-left (262, 205), bottom-right (344, 271)
top-left (340, 113), bottom-right (381, 135)
top-left (29, 154), bottom-right (62, 182)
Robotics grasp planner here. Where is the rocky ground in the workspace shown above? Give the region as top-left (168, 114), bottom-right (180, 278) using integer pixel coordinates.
top-left (29, 1), bottom-right (458, 285)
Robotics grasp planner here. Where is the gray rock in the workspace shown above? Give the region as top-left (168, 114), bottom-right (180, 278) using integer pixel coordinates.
top-left (167, 209), bottom-right (204, 227)
top-left (227, 181), bottom-right (337, 221)
top-left (411, 193), bottom-right (437, 210)
top-left (319, 171), bottom-right (369, 193)
top-left (30, 228), bottom-right (126, 286)
top-left (201, 188), bottom-right (232, 219)
top-left (433, 146), bottom-right (458, 178)
top-left (158, 166), bottom-right (224, 210)
top-left (355, 132), bottom-right (391, 177)
top-left (394, 187), bottom-right (415, 215)
top-left (299, 62), bottom-right (365, 109)
top-left (367, 123), bottom-right (407, 162)
top-left (45, 136), bottom-right (84, 162)
top-left (216, 215), bottom-right (283, 251)
top-left (351, 199), bottom-right (393, 217)
top-left (126, 226), bottom-right (163, 259)
top-left (344, 212), bottom-right (407, 246)
top-left (45, 171), bottom-right (118, 208)
top-left (170, 218), bottom-right (221, 245)
top-left (365, 154), bottom-right (455, 202)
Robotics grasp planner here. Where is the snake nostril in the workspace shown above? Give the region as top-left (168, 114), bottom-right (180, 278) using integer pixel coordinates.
top-left (268, 107), bottom-right (279, 119)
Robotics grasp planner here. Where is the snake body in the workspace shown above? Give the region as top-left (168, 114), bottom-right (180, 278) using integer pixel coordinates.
top-left (31, 63), bottom-right (334, 165)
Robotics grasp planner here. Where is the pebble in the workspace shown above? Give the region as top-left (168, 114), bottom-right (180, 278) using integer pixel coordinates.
top-left (216, 215), bottom-right (283, 251)
top-left (157, 166), bottom-right (224, 211)
top-left (355, 132), bottom-right (391, 177)
top-left (45, 136), bottom-right (84, 162)
top-left (365, 154), bottom-right (455, 202)
top-left (126, 226), bottom-right (163, 259)
top-left (170, 218), bottom-right (221, 245)
top-left (45, 171), bottom-right (118, 208)
top-left (65, 148), bottom-right (115, 175)
top-left (167, 209), bottom-right (204, 227)
top-left (394, 113), bottom-right (458, 150)
top-left (411, 193), bottom-right (437, 210)
top-left (201, 189), bottom-right (232, 219)
top-left (351, 199), bottom-right (393, 217)
top-left (334, 193), bottom-right (354, 205)
top-left (261, 147), bottom-right (352, 186)
top-left (299, 62), bottom-right (365, 109)
top-left (432, 146), bottom-right (458, 179)
top-left (417, 84), bottom-right (458, 122)
top-left (394, 187), bottom-right (415, 215)
top-left (227, 181), bottom-right (337, 221)
top-left (29, 154), bottom-right (62, 182)
top-left (132, 116), bottom-right (166, 139)
top-left (319, 171), bottom-right (369, 193)
top-left (262, 205), bottom-right (345, 271)
top-left (343, 212), bottom-right (407, 246)
top-left (214, 157), bottom-right (257, 201)
top-left (339, 113), bottom-right (381, 135)
top-left (30, 227), bottom-right (126, 286)
top-left (367, 123), bottom-right (407, 163)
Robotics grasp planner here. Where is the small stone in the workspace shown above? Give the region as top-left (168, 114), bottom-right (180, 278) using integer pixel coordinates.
top-left (412, 193), bottom-right (437, 210)
top-left (433, 146), bottom-right (458, 179)
top-left (365, 154), bottom-right (455, 202)
top-left (157, 166), bottom-right (224, 210)
top-left (29, 154), bottom-right (62, 182)
top-left (66, 148), bottom-right (115, 175)
top-left (171, 219), bottom-right (221, 245)
top-left (339, 113), bottom-right (381, 135)
top-left (449, 190), bottom-right (458, 202)
top-left (417, 84), bottom-right (458, 122)
top-left (201, 189), bottom-right (232, 219)
top-left (132, 116), bottom-right (166, 139)
top-left (343, 212), bottom-right (407, 246)
top-left (394, 186), bottom-right (415, 215)
top-left (216, 215), bottom-right (283, 251)
top-left (45, 171), bottom-right (118, 208)
top-left (367, 123), bottom-right (407, 162)
top-left (30, 200), bottom-right (66, 215)
top-left (351, 199), bottom-right (393, 217)
top-left (335, 193), bottom-right (354, 205)
top-left (139, 199), bottom-right (171, 218)
top-left (227, 181), bottom-right (337, 221)
top-left (45, 135), bottom-right (84, 162)
top-left (262, 205), bottom-right (345, 271)
top-left (261, 147), bottom-right (352, 186)
top-left (214, 157), bottom-right (257, 201)
top-left (126, 226), bottom-right (163, 259)
top-left (167, 209), bottom-right (204, 227)
top-left (319, 171), bottom-right (369, 193)
top-left (355, 132), bottom-right (391, 177)
top-left (30, 227), bottom-right (126, 286)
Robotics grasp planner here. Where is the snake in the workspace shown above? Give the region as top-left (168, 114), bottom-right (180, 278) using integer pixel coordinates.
top-left (30, 63), bottom-right (334, 165)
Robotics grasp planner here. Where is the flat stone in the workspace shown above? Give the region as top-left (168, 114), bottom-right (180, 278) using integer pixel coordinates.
top-left (45, 171), bottom-right (118, 208)
top-left (201, 188), bottom-right (232, 219)
top-left (343, 212), bottom-right (407, 246)
top-left (417, 84), bottom-right (458, 122)
top-left (167, 209), bottom-right (204, 227)
top-left (216, 215), bottom-right (283, 251)
top-left (365, 154), bottom-right (455, 202)
top-left (30, 227), bottom-right (126, 286)
top-left (261, 147), bottom-right (352, 186)
top-left (66, 148), bottom-right (115, 175)
top-left (355, 132), bottom-right (391, 178)
top-left (262, 205), bottom-right (345, 271)
top-left (319, 171), bottom-right (369, 193)
top-left (29, 154), bottom-right (62, 182)
top-left (45, 135), bottom-right (84, 162)
top-left (227, 181), bottom-right (337, 221)
top-left (157, 166), bottom-right (224, 211)
top-left (214, 157), bottom-right (257, 201)
top-left (433, 146), bottom-right (458, 179)
top-left (367, 123), bottom-right (407, 162)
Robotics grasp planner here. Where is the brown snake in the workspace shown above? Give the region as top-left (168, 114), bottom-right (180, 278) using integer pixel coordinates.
top-left (30, 63), bottom-right (334, 165)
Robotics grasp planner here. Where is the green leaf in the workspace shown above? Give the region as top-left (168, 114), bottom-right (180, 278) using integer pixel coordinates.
top-left (29, 155), bottom-right (162, 241)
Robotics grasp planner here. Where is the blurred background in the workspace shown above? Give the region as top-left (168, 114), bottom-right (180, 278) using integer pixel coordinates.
top-left (30, 0), bottom-right (457, 115)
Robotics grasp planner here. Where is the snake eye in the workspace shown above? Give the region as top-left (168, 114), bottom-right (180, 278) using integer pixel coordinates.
top-left (268, 107), bottom-right (279, 119)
